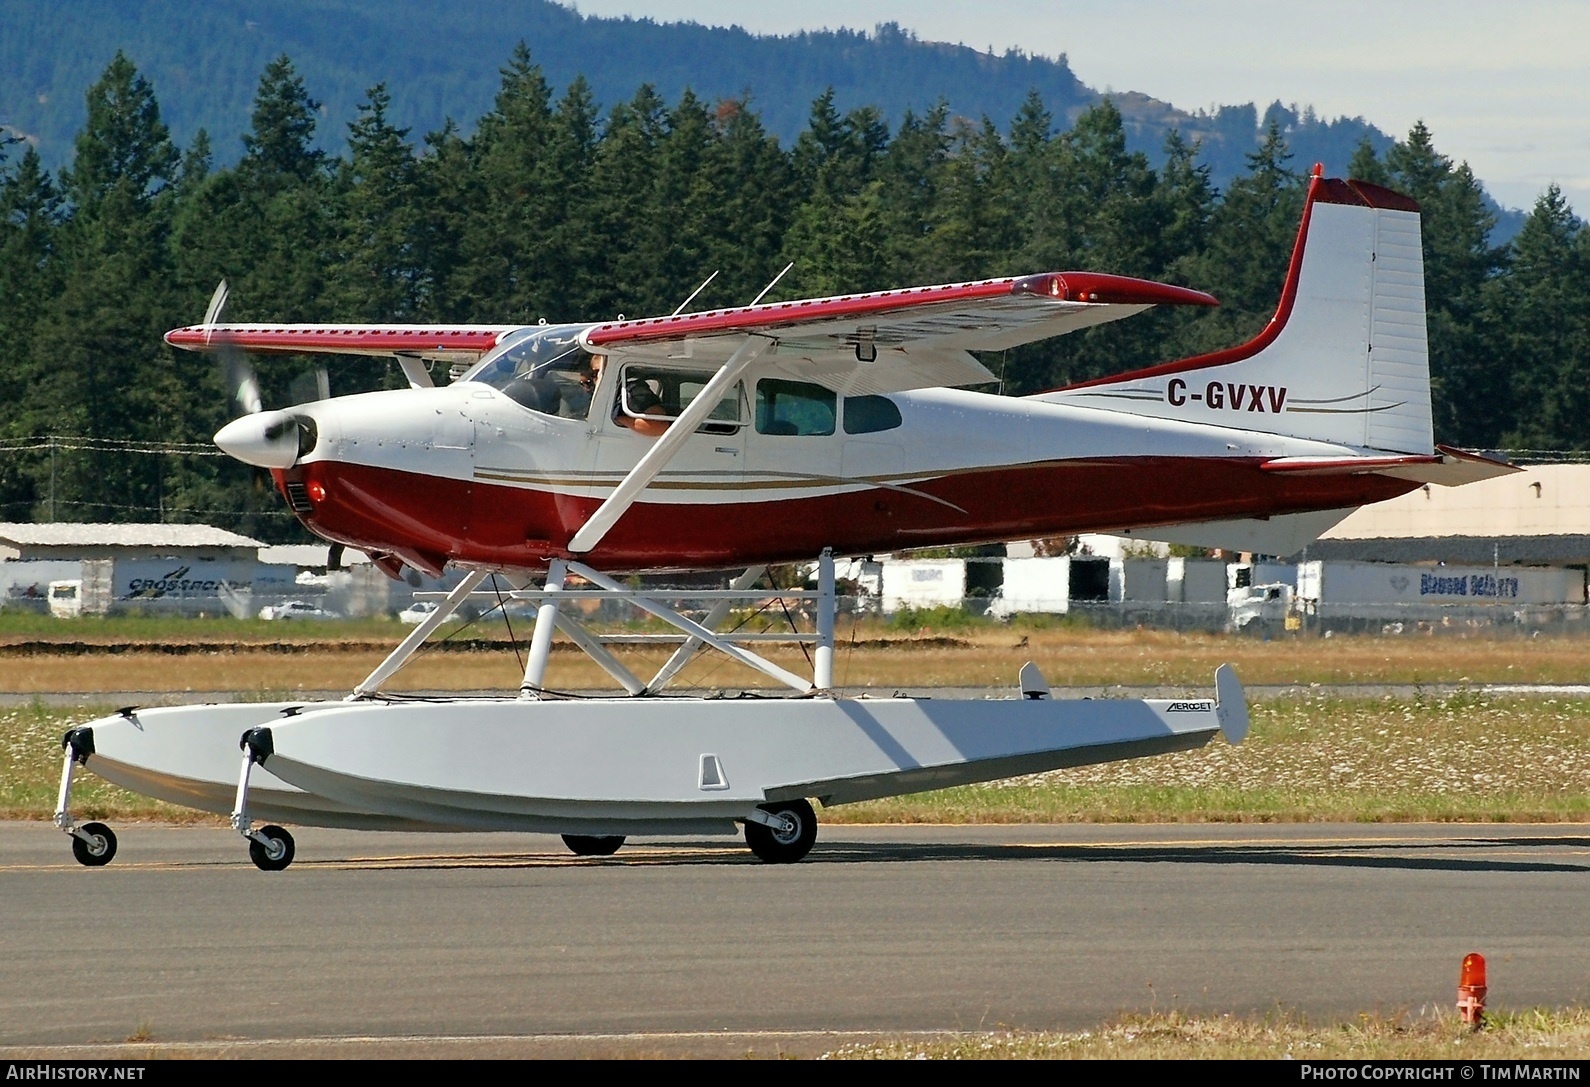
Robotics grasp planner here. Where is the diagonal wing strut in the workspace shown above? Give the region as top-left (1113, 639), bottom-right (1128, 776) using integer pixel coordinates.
top-left (566, 334), bottom-right (774, 554)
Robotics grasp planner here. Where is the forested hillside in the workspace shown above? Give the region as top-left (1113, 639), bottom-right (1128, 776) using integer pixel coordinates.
top-left (7, 0), bottom-right (1408, 198)
top-left (0, 52), bottom-right (1584, 542)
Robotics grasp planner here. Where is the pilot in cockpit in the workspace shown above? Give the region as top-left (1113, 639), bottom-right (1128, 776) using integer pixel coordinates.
top-left (560, 353), bottom-right (600, 419)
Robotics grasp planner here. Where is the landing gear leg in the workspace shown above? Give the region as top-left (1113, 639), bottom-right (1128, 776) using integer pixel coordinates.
top-left (56, 727), bottom-right (117, 867)
top-left (744, 799), bottom-right (817, 863)
top-left (232, 728), bottom-right (295, 871)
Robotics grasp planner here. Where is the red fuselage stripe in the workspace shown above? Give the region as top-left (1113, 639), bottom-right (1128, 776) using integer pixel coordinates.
top-left (283, 456), bottom-right (1416, 572)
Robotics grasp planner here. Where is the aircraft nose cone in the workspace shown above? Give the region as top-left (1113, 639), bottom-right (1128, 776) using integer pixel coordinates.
top-left (214, 410), bottom-right (301, 469)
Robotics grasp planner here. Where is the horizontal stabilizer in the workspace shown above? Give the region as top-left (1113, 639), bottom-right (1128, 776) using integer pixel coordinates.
top-left (1260, 446), bottom-right (1515, 486)
top-left (1113, 507), bottom-right (1359, 556)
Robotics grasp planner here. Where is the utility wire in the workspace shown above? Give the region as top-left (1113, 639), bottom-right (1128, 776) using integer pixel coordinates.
top-left (0, 435), bottom-right (224, 456)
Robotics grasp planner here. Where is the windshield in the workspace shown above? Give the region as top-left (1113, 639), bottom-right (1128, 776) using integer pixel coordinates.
top-left (462, 324), bottom-right (600, 419)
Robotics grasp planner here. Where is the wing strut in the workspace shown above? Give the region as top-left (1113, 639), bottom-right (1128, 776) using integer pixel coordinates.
top-left (567, 334), bottom-right (773, 554)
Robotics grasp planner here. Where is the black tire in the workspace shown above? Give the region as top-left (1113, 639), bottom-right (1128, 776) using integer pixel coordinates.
top-left (562, 834), bottom-right (625, 856)
top-left (71, 822), bottom-right (117, 867)
top-left (248, 825), bottom-right (296, 871)
top-left (744, 799), bottom-right (817, 863)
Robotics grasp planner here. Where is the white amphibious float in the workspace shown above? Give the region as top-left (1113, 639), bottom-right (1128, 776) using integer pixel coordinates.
top-left (56, 555), bottom-right (1248, 868)
top-left (54, 171), bottom-right (1510, 868)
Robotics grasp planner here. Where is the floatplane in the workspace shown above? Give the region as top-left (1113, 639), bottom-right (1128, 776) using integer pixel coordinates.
top-left (54, 170), bottom-right (1510, 869)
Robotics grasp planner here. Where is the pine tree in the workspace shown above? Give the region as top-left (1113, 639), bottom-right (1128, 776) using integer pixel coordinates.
top-left (1172, 120), bottom-right (1305, 359)
top-left (448, 43), bottom-right (558, 322)
top-left (240, 55), bottom-right (327, 186)
top-left (1347, 136), bottom-right (1390, 186)
top-left (703, 97), bottom-right (797, 308)
top-left (337, 83), bottom-right (422, 321)
top-left (1002, 101), bottom-right (1177, 391)
top-left (923, 115), bottom-right (1015, 283)
top-left (1492, 186), bottom-right (1588, 448)
top-left (586, 85), bottom-right (669, 320)
top-left (1382, 122), bottom-right (1501, 445)
top-left (0, 145), bottom-right (61, 518)
top-left (30, 53), bottom-right (184, 522)
top-left (873, 103), bottom-right (951, 285)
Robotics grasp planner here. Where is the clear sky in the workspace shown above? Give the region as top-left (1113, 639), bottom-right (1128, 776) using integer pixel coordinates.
top-left (569, 1), bottom-right (1590, 215)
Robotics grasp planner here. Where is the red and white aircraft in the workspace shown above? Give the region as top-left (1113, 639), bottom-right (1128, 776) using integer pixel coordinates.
top-left (52, 171), bottom-right (1510, 870)
top-left (174, 174), bottom-right (1501, 578)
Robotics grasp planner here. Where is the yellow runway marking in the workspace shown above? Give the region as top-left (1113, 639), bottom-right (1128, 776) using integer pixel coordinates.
top-left (8, 833), bottom-right (1585, 874)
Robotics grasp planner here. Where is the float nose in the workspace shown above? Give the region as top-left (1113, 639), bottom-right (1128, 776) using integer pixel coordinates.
top-left (214, 409), bottom-right (303, 469)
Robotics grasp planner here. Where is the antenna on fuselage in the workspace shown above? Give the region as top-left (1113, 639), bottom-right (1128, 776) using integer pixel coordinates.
top-left (671, 270), bottom-right (719, 316)
top-left (749, 262), bottom-right (794, 306)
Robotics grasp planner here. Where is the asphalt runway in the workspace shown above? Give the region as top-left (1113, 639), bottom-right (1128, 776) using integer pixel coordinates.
top-left (2, 821), bottom-right (1587, 1058)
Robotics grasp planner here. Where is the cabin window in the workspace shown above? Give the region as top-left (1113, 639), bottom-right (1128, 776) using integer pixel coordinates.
top-left (755, 379), bottom-right (836, 436)
top-left (842, 395), bottom-right (902, 434)
top-left (616, 365), bottom-right (745, 434)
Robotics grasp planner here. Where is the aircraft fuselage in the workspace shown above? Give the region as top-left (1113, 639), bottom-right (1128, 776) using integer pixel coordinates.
top-left (266, 366), bottom-right (1413, 574)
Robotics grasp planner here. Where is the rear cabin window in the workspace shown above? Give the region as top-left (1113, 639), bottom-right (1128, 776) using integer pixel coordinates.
top-left (756, 379), bottom-right (836, 436)
top-left (842, 395), bottom-right (903, 434)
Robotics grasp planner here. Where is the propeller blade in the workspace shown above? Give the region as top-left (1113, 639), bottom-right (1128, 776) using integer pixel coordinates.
top-left (202, 279), bottom-right (264, 417)
top-left (202, 279), bottom-right (230, 337)
top-left (224, 351), bottom-right (263, 416)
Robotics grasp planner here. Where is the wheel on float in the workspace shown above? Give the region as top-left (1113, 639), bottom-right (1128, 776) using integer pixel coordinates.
top-left (248, 825), bottom-right (296, 871)
top-left (562, 834), bottom-right (626, 856)
top-left (71, 822), bottom-right (117, 867)
top-left (744, 799), bottom-right (817, 864)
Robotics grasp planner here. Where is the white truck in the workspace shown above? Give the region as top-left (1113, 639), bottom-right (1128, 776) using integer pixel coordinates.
top-left (1226, 563), bottom-right (1299, 632)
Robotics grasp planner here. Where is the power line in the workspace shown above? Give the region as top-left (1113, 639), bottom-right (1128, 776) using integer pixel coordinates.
top-left (0, 497), bottom-right (297, 518)
top-left (0, 435), bottom-right (224, 456)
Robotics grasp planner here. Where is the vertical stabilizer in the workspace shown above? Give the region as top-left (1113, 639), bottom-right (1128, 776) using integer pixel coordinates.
top-left (1035, 174), bottom-right (1435, 455)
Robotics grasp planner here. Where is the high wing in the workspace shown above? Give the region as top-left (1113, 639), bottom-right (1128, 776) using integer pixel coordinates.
top-left (566, 271), bottom-right (1213, 553)
top-left (581, 272), bottom-right (1217, 395)
top-left (163, 272), bottom-right (1214, 396)
top-left (164, 323), bottom-right (521, 361)
top-left (164, 323), bottom-right (525, 390)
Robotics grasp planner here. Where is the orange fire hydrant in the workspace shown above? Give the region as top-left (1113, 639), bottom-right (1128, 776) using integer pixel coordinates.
top-left (1457, 952), bottom-right (1487, 1029)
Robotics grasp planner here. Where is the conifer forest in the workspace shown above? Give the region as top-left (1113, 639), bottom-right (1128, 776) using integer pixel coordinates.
top-left (2, 50), bottom-right (1585, 542)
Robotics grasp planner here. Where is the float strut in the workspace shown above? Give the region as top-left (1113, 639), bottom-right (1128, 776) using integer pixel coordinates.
top-left (351, 569), bottom-right (490, 698)
top-left (521, 559), bottom-right (567, 698)
top-left (648, 565), bottom-right (767, 693)
top-left (814, 547), bottom-right (836, 692)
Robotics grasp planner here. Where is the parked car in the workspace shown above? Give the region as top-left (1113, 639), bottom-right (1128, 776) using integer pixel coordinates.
top-left (259, 600), bottom-right (337, 621)
top-left (397, 601), bottom-right (464, 625)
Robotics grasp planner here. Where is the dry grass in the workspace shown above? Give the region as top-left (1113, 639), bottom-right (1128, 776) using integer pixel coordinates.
top-left (820, 1007), bottom-right (1590, 1059)
top-left (1, 627), bottom-right (1587, 693)
top-left (830, 689), bottom-right (1590, 823)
